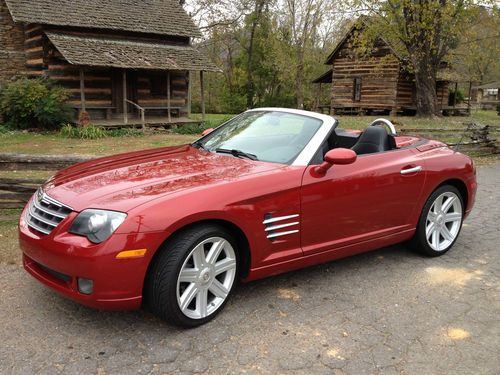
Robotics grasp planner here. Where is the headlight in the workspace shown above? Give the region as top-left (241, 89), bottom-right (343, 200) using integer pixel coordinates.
top-left (69, 209), bottom-right (127, 244)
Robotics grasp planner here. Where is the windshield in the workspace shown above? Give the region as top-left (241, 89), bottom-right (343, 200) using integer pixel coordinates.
top-left (196, 111), bottom-right (323, 164)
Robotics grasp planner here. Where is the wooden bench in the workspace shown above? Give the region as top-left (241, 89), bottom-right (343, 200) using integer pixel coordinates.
top-left (142, 106), bottom-right (183, 117)
top-left (74, 105), bottom-right (117, 120)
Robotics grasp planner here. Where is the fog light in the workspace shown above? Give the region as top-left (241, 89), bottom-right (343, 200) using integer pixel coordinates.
top-left (77, 278), bottom-right (93, 295)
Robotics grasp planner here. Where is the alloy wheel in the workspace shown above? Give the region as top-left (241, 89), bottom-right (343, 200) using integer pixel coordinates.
top-left (176, 237), bottom-right (237, 319)
top-left (425, 192), bottom-right (463, 251)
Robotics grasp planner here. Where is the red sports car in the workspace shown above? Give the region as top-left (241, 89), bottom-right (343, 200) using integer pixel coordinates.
top-left (19, 108), bottom-right (477, 326)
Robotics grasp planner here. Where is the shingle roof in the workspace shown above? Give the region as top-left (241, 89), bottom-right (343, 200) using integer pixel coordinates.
top-left (45, 32), bottom-right (220, 71)
top-left (312, 69), bottom-right (332, 84)
top-left (5, 0), bottom-right (201, 38)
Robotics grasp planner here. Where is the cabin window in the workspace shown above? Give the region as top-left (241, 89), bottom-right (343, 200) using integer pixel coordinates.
top-left (150, 75), bottom-right (168, 97)
top-left (353, 77), bottom-right (362, 101)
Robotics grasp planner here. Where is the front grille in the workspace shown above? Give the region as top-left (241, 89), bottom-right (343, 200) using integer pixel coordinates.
top-left (37, 262), bottom-right (72, 283)
top-left (26, 189), bottom-right (73, 235)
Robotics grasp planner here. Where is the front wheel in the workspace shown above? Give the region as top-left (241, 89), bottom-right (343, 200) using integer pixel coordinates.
top-left (146, 224), bottom-right (238, 327)
top-left (412, 185), bottom-right (464, 257)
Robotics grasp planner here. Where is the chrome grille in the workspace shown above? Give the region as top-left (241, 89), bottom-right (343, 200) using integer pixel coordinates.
top-left (26, 189), bottom-right (73, 235)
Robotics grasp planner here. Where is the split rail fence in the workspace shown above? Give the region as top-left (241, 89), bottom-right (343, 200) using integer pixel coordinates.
top-left (0, 124), bottom-right (497, 214)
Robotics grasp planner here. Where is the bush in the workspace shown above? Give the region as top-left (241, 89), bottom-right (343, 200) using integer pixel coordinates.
top-left (448, 88), bottom-right (465, 106)
top-left (173, 116), bottom-right (233, 135)
top-left (0, 78), bottom-right (72, 130)
top-left (60, 124), bottom-right (107, 139)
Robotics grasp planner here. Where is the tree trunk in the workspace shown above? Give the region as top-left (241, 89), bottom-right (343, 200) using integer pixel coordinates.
top-left (246, 1), bottom-right (265, 109)
top-left (295, 47), bottom-right (305, 109)
top-left (413, 60), bottom-right (438, 117)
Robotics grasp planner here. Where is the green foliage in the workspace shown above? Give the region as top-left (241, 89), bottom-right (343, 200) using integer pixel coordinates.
top-left (173, 115), bottom-right (233, 135)
top-left (107, 128), bottom-right (144, 137)
top-left (60, 124), bottom-right (107, 139)
top-left (448, 88), bottom-right (465, 105)
top-left (0, 78), bottom-right (72, 130)
top-left (0, 124), bottom-right (10, 134)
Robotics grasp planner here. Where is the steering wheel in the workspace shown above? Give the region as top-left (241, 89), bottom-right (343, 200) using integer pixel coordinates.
top-left (369, 118), bottom-right (397, 136)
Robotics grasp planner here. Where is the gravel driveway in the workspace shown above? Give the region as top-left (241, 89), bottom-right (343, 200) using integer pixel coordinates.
top-left (1, 164), bottom-right (499, 375)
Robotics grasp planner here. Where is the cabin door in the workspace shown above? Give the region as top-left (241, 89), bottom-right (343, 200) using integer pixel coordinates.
top-left (112, 69), bottom-right (139, 115)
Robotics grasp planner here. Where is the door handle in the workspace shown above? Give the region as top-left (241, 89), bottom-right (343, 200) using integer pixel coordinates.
top-left (400, 166), bottom-right (423, 175)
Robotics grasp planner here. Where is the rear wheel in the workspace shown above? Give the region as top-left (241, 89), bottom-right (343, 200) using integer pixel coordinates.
top-left (146, 224), bottom-right (238, 327)
top-left (412, 185), bottom-right (464, 257)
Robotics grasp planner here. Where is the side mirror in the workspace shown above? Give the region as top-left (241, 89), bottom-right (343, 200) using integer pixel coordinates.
top-left (202, 128), bottom-right (214, 136)
top-left (314, 148), bottom-right (357, 175)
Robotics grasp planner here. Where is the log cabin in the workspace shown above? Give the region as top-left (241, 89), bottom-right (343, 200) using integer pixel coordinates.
top-left (0, 0), bottom-right (219, 125)
top-left (313, 23), bottom-right (453, 115)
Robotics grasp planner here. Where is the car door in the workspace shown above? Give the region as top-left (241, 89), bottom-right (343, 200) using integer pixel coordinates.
top-left (300, 148), bottom-right (426, 255)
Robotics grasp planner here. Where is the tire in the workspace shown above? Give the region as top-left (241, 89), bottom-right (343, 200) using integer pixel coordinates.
top-left (412, 184), bottom-right (464, 257)
top-left (146, 224), bottom-right (239, 327)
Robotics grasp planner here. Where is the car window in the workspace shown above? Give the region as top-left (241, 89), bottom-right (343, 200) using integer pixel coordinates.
top-left (200, 111), bottom-right (323, 164)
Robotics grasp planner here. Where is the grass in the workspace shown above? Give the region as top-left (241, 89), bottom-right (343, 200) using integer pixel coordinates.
top-left (334, 109), bottom-right (500, 130)
top-left (0, 131), bottom-right (197, 156)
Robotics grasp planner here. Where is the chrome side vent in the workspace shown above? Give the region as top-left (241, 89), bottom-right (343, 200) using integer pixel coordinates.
top-left (26, 189), bottom-right (73, 235)
top-left (263, 213), bottom-right (299, 240)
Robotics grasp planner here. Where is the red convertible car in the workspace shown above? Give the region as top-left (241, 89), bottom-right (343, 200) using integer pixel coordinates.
top-left (19, 108), bottom-right (477, 326)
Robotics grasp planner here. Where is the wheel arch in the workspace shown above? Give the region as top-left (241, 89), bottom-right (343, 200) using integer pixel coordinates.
top-left (436, 178), bottom-right (468, 212)
top-left (144, 218), bottom-right (252, 293)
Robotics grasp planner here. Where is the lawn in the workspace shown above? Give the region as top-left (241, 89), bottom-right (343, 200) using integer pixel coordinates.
top-left (335, 108), bottom-right (500, 129)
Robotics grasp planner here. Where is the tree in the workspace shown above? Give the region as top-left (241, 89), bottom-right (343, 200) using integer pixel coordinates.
top-left (354, 0), bottom-right (480, 117)
top-left (455, 5), bottom-right (500, 84)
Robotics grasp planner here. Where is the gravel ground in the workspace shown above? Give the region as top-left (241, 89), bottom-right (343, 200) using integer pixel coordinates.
top-left (0, 164), bottom-right (499, 375)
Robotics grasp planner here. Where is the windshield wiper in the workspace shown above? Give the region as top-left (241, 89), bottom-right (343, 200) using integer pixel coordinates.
top-left (192, 141), bottom-right (207, 151)
top-left (215, 148), bottom-right (259, 161)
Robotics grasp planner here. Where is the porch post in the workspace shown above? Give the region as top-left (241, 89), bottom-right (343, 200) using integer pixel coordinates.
top-left (453, 82), bottom-right (458, 108)
top-left (167, 70), bottom-right (171, 123)
top-left (79, 69), bottom-right (86, 112)
top-left (200, 70), bottom-right (205, 122)
top-left (187, 71), bottom-right (192, 117)
top-left (467, 81), bottom-right (472, 114)
top-left (122, 69), bottom-right (128, 124)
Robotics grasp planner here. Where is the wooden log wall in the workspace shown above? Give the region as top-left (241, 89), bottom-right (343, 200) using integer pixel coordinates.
top-left (331, 38), bottom-right (400, 111)
top-left (24, 23), bottom-right (45, 76)
top-left (395, 74), bottom-right (414, 109)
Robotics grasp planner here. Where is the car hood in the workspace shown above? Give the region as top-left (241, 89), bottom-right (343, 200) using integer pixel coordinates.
top-left (42, 145), bottom-right (281, 212)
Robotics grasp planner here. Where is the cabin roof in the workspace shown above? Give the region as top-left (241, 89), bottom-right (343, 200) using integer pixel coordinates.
top-left (472, 81), bottom-right (500, 89)
top-left (45, 32), bottom-right (220, 71)
top-left (5, 0), bottom-right (202, 38)
top-left (311, 69), bottom-right (333, 84)
top-left (325, 21), bottom-right (405, 65)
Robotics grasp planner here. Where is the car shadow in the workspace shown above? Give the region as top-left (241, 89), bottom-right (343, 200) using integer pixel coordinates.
top-left (28, 242), bottom-right (423, 332)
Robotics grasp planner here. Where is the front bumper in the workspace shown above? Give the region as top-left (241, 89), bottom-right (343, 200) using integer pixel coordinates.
top-left (19, 209), bottom-right (167, 310)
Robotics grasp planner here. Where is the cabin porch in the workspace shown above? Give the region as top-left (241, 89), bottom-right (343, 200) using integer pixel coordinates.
top-left (74, 67), bottom-right (209, 128)
top-left (90, 116), bottom-right (203, 128)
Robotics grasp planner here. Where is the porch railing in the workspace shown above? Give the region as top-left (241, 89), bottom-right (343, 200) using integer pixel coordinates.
top-left (125, 99), bottom-right (146, 131)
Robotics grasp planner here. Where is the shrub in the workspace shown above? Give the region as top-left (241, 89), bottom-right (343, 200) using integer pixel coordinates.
top-left (448, 88), bottom-right (465, 106)
top-left (0, 78), bottom-right (72, 130)
top-left (60, 124), bottom-right (107, 139)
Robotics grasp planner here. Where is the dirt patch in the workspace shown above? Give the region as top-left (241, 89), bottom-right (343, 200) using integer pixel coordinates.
top-left (424, 266), bottom-right (483, 287)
